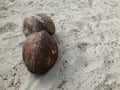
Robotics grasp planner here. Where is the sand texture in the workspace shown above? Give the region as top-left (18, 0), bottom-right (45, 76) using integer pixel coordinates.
top-left (0, 0), bottom-right (120, 90)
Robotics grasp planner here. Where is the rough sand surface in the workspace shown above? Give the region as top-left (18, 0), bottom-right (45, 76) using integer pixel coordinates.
top-left (0, 0), bottom-right (120, 90)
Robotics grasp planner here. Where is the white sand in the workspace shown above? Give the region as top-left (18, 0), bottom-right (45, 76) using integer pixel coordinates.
top-left (0, 0), bottom-right (120, 90)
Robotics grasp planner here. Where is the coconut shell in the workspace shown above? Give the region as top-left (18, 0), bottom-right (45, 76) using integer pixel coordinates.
top-left (22, 30), bottom-right (58, 74)
top-left (23, 13), bottom-right (55, 37)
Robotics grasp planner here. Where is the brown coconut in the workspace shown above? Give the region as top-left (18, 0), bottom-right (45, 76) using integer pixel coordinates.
top-left (22, 30), bottom-right (58, 74)
top-left (23, 13), bottom-right (55, 37)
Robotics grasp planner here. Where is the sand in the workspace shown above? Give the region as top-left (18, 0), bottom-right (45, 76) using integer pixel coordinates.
top-left (0, 0), bottom-right (120, 90)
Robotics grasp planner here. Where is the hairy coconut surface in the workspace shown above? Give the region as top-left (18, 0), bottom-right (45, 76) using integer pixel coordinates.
top-left (23, 13), bottom-right (55, 37)
top-left (23, 30), bottom-right (58, 74)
